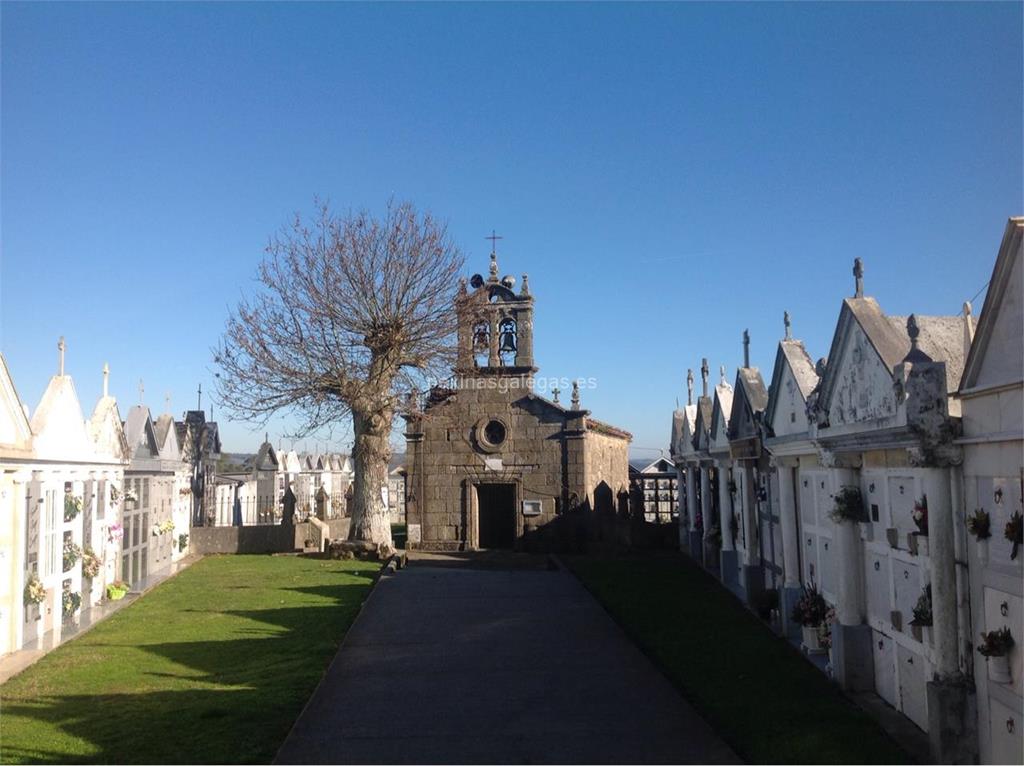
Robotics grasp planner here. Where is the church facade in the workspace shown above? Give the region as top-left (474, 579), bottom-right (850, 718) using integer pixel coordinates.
top-left (403, 252), bottom-right (630, 551)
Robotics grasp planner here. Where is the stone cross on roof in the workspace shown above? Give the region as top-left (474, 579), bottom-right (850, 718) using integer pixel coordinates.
top-left (743, 329), bottom-right (750, 368)
top-left (58, 336), bottom-right (66, 376)
top-left (720, 365), bottom-right (727, 385)
top-left (485, 229), bottom-right (502, 254)
top-left (138, 379), bottom-right (145, 404)
top-left (102, 363), bottom-right (110, 397)
top-left (853, 258), bottom-right (864, 298)
top-left (552, 387), bottom-right (560, 404)
top-left (700, 358), bottom-right (709, 398)
top-left (784, 311), bottom-right (791, 340)
top-left (165, 392), bottom-right (171, 412)
top-left (686, 369), bottom-right (694, 406)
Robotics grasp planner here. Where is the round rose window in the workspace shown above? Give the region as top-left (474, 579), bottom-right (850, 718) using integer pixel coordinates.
top-left (483, 419), bottom-right (507, 446)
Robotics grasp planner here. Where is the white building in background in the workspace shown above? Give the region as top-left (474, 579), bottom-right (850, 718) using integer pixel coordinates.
top-left (0, 355), bottom-right (34, 657)
top-left (153, 408), bottom-right (192, 561)
top-left (21, 343), bottom-right (127, 648)
top-left (958, 217), bottom-right (1023, 765)
top-left (123, 404), bottom-right (178, 584)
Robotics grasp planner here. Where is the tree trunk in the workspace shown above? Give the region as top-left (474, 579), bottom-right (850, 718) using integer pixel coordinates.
top-left (348, 406), bottom-right (395, 553)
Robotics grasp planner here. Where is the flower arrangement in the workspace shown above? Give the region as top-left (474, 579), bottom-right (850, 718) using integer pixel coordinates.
top-left (81, 547), bottom-right (102, 579)
top-left (967, 509), bottom-right (991, 540)
top-left (107, 523), bottom-right (124, 544)
top-left (790, 584), bottom-right (829, 627)
top-left (123, 487), bottom-right (138, 504)
top-left (63, 494), bottom-right (83, 523)
top-left (109, 484), bottom-right (121, 507)
top-left (62, 540), bottom-right (82, 572)
top-left (819, 607), bottom-right (837, 650)
top-left (178, 533), bottom-right (189, 553)
top-left (179, 486), bottom-right (192, 496)
top-left (977, 626), bottom-right (1015, 658)
top-left (62, 589), bottom-right (82, 616)
top-left (911, 584), bottom-right (933, 627)
top-left (24, 574), bottom-right (46, 605)
top-left (912, 496), bottom-right (929, 535)
top-left (707, 525), bottom-right (722, 547)
top-left (829, 486), bottom-right (866, 524)
top-left (106, 580), bottom-right (129, 600)
top-left (1006, 511), bottom-right (1023, 561)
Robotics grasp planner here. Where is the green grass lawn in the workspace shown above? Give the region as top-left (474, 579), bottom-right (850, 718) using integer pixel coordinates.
top-left (569, 555), bottom-right (912, 765)
top-left (0, 555), bottom-right (378, 764)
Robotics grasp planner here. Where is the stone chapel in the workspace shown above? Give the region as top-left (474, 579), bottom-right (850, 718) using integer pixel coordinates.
top-left (403, 251), bottom-right (631, 551)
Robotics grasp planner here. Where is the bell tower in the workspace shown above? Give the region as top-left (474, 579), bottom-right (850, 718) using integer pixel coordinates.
top-left (456, 247), bottom-right (535, 377)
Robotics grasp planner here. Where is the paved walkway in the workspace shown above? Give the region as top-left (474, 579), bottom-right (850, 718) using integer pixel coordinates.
top-left (275, 561), bottom-right (737, 764)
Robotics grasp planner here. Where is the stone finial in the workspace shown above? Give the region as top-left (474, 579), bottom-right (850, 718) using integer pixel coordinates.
top-left (521, 274), bottom-right (530, 296)
top-left (552, 387), bottom-right (560, 404)
top-left (700, 358), bottom-right (709, 398)
top-left (720, 365), bottom-right (727, 385)
top-left (571, 380), bottom-right (581, 410)
top-left (489, 252), bottom-right (498, 281)
top-left (853, 258), bottom-right (864, 298)
top-left (904, 314), bottom-right (932, 363)
top-left (102, 363), bottom-right (110, 397)
top-left (963, 301), bottom-right (975, 353)
top-left (686, 369), bottom-right (694, 406)
top-left (58, 336), bottom-right (66, 376)
top-left (784, 311), bottom-right (791, 340)
top-left (743, 329), bottom-right (750, 368)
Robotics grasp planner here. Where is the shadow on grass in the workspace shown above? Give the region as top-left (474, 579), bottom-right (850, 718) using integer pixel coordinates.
top-left (0, 572), bottom-right (375, 764)
top-left (568, 554), bottom-right (914, 765)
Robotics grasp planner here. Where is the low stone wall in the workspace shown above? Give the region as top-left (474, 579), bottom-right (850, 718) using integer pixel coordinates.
top-left (190, 524), bottom-right (299, 555)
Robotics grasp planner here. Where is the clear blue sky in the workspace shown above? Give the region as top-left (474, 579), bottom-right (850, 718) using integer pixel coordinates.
top-left (2, 1), bottom-right (1021, 456)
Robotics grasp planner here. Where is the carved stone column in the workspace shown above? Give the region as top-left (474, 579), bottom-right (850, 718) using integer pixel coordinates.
top-left (776, 459), bottom-right (802, 640)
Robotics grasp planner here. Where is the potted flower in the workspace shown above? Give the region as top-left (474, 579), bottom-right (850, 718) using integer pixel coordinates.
top-left (106, 580), bottom-right (129, 601)
top-left (109, 484), bottom-right (122, 508)
top-left (908, 496), bottom-right (929, 556)
top-left (967, 509), bottom-right (992, 564)
top-left (62, 540), bottom-right (82, 572)
top-left (24, 574), bottom-right (46, 605)
top-left (829, 486), bottom-right (867, 524)
top-left (81, 547), bottom-right (102, 579)
top-left (790, 584), bottom-right (829, 653)
top-left (178, 533), bottom-right (189, 553)
top-left (977, 626), bottom-right (1015, 684)
top-left (107, 523), bottom-right (124, 544)
top-left (819, 606), bottom-right (836, 656)
top-left (63, 494), bottom-right (82, 523)
top-left (704, 525), bottom-right (722, 570)
top-left (910, 584), bottom-right (933, 643)
top-left (123, 487), bottom-right (138, 507)
top-left (1006, 511), bottom-right (1023, 561)
top-left (62, 589), bottom-right (82, 618)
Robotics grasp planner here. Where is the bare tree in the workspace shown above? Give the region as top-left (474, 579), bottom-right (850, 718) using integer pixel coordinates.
top-left (214, 200), bottom-right (464, 551)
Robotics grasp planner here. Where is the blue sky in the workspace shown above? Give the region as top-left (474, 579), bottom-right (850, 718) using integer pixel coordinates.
top-left (2, 1), bottom-right (1021, 456)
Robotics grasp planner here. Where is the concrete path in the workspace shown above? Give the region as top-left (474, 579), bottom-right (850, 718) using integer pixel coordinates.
top-left (275, 562), bottom-right (737, 764)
